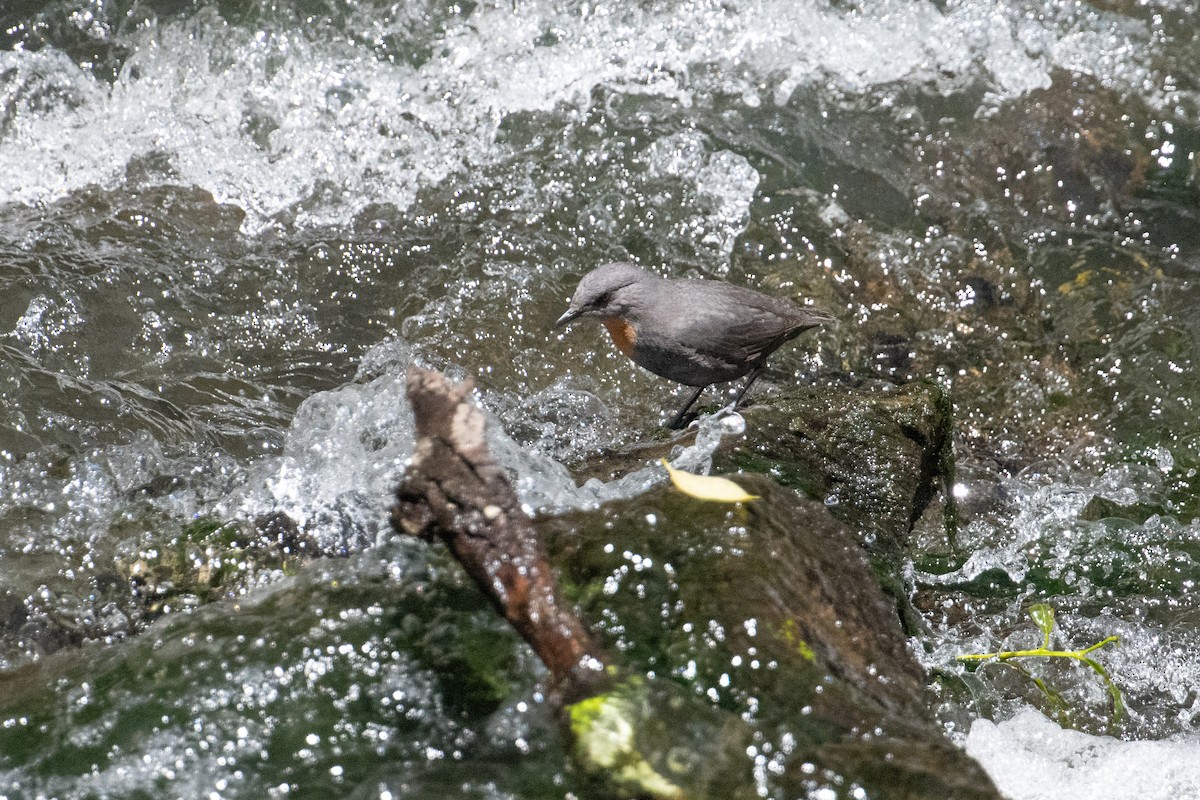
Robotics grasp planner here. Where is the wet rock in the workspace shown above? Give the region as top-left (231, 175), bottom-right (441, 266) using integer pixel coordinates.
top-left (542, 475), bottom-right (1000, 799)
top-left (255, 511), bottom-right (317, 558)
top-left (719, 379), bottom-right (953, 558)
top-left (0, 591), bottom-right (27, 638)
top-left (542, 376), bottom-right (996, 795)
top-left (123, 150), bottom-right (180, 186)
top-left (124, 474), bottom-right (188, 499)
top-left (115, 514), bottom-right (318, 621)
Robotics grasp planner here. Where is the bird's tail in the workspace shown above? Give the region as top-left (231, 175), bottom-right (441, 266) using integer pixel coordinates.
top-left (796, 307), bottom-right (837, 331)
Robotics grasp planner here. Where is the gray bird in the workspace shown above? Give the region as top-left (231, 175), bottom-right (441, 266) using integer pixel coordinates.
top-left (554, 262), bottom-right (833, 428)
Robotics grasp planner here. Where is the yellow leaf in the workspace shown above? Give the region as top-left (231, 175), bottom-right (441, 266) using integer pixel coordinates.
top-left (660, 458), bottom-right (759, 503)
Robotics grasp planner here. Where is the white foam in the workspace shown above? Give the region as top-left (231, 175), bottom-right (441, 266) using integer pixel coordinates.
top-left (967, 709), bottom-right (1200, 800)
top-left (0, 1), bottom-right (1171, 231)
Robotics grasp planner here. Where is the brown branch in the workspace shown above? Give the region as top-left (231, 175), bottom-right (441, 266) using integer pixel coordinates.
top-left (391, 367), bottom-right (611, 703)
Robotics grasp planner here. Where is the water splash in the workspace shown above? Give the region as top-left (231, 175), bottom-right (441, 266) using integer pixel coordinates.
top-left (915, 460), bottom-right (1187, 587)
top-left (967, 709), bottom-right (1200, 800)
top-left (230, 338), bottom-right (739, 550)
top-left (0, 0), bottom-right (1178, 231)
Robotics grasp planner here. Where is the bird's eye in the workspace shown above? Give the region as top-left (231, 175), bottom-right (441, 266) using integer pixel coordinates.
top-left (594, 290), bottom-right (613, 307)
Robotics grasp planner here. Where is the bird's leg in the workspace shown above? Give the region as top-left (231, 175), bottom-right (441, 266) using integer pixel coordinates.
top-left (722, 363), bottom-right (766, 415)
top-left (667, 385), bottom-right (707, 430)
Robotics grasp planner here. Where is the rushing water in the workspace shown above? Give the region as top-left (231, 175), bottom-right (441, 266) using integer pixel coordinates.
top-left (1, 0), bottom-right (1200, 797)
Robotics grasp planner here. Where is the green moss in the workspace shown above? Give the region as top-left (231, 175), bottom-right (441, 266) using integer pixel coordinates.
top-left (778, 619), bottom-right (817, 663)
top-left (567, 679), bottom-right (684, 800)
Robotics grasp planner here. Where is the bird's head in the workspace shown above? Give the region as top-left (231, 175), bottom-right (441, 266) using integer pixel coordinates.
top-left (553, 262), bottom-right (651, 328)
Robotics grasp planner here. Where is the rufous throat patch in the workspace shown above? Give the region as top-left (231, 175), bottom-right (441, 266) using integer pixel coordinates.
top-left (601, 317), bottom-right (637, 357)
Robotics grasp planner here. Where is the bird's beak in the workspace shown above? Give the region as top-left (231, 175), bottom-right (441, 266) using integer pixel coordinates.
top-left (553, 306), bottom-right (582, 329)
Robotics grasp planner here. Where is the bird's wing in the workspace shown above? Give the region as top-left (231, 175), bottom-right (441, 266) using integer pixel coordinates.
top-left (668, 285), bottom-right (823, 364)
top-left (628, 280), bottom-right (830, 386)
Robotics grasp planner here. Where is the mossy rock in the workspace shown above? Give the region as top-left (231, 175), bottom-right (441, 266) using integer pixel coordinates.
top-left (719, 380), bottom-right (954, 559)
top-left (542, 476), bottom-right (1000, 799)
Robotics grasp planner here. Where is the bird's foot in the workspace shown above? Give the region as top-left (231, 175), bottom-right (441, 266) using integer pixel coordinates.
top-left (667, 412), bottom-right (694, 430)
top-left (678, 404), bottom-right (745, 433)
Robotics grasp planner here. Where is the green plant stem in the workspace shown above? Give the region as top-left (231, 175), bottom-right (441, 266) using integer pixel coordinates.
top-left (957, 635), bottom-right (1124, 724)
top-left (956, 635), bottom-right (1119, 664)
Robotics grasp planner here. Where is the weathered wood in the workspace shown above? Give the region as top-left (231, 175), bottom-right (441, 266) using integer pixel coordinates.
top-left (391, 367), bottom-right (611, 702)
